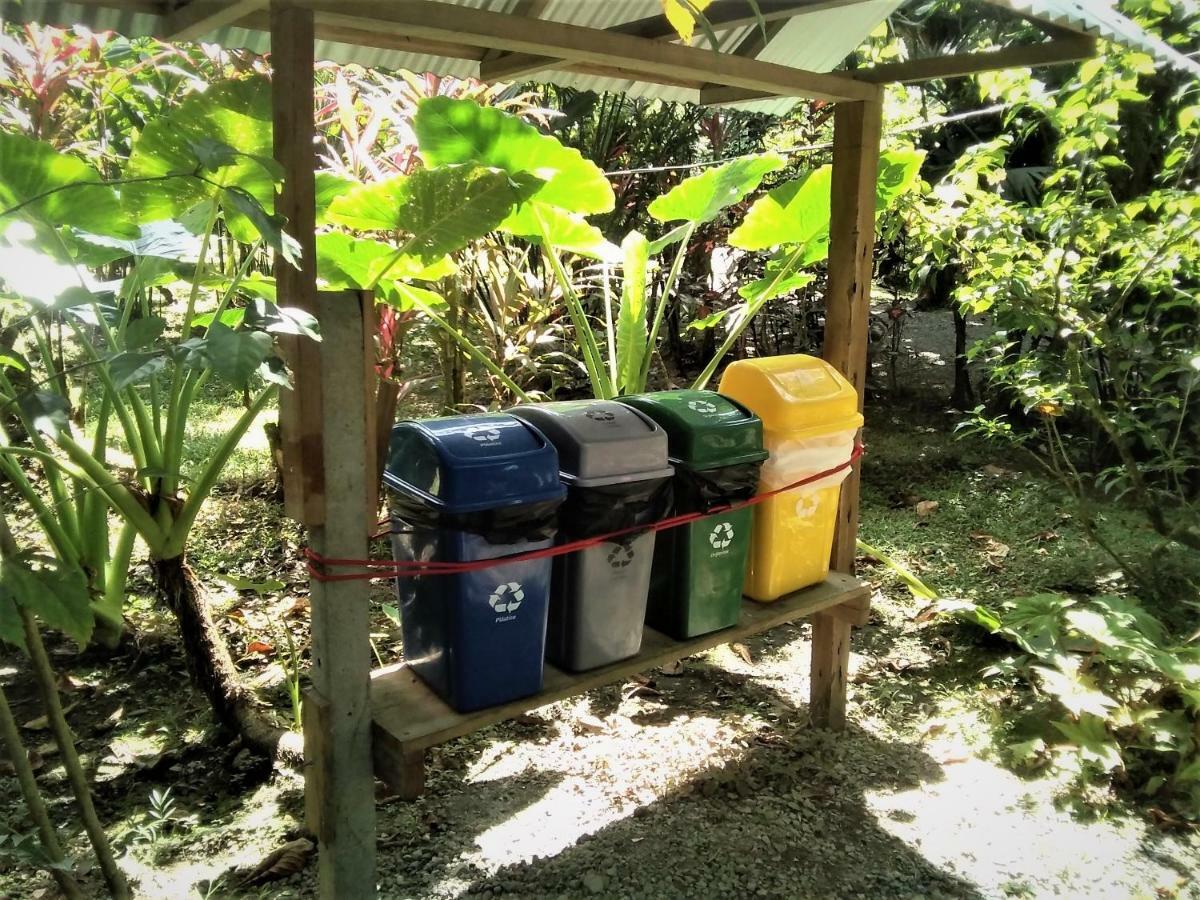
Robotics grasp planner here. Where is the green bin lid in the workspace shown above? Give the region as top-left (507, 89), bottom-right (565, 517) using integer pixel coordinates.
top-left (617, 390), bottom-right (767, 470)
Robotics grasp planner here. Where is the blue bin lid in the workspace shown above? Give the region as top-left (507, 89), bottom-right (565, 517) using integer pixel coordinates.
top-left (383, 413), bottom-right (566, 514)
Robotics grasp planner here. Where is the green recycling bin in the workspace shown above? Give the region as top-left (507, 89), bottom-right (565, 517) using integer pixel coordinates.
top-left (618, 390), bottom-right (766, 639)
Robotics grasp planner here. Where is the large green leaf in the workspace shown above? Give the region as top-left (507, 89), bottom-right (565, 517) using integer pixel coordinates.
top-left (729, 165), bottom-right (833, 252)
top-left (316, 232), bottom-right (454, 290)
top-left (0, 580), bottom-right (23, 651)
top-left (122, 77), bottom-right (276, 235)
top-left (414, 97), bottom-right (614, 215)
top-left (729, 149), bottom-right (926, 252)
top-left (615, 231), bottom-right (651, 392)
top-left (648, 153), bottom-right (784, 224)
top-left (0, 555), bottom-right (93, 647)
top-left (110, 351), bottom-right (168, 389)
top-left (501, 202), bottom-right (619, 261)
top-left (0, 132), bottom-right (132, 238)
top-left (205, 322), bottom-right (273, 388)
top-left (327, 165), bottom-right (539, 261)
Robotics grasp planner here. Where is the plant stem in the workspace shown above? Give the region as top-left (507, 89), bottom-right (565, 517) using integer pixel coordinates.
top-left (636, 222), bottom-right (695, 393)
top-left (19, 609), bottom-right (131, 899)
top-left (0, 682), bottom-right (83, 900)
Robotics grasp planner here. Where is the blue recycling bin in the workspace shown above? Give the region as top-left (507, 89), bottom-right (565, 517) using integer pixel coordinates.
top-left (384, 413), bottom-right (566, 712)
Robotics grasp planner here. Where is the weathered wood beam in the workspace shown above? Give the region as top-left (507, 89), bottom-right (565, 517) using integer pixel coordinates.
top-left (242, 9), bottom-right (485, 59)
top-left (479, 0), bottom-right (845, 82)
top-left (305, 290), bottom-right (378, 899)
top-left (856, 36), bottom-right (1097, 84)
top-left (732, 17), bottom-right (788, 59)
top-left (164, 0), bottom-right (265, 40)
top-left (811, 97), bottom-right (882, 731)
top-left (271, 0), bottom-right (323, 526)
top-left (699, 36), bottom-right (1098, 104)
top-left (295, 0), bottom-right (878, 103)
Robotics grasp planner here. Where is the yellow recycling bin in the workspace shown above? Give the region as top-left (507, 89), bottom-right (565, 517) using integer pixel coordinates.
top-left (718, 355), bottom-right (862, 602)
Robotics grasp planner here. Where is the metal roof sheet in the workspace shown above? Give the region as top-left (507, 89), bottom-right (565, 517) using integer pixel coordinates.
top-left (1, 0), bottom-right (1194, 105)
top-left (986, 0), bottom-right (1200, 78)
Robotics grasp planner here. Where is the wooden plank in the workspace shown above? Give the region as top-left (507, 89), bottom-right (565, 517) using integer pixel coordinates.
top-left (270, 1), bottom-right (325, 527)
top-left (306, 290), bottom-right (377, 899)
top-left (479, 0), bottom-right (832, 82)
top-left (243, 9), bottom-right (485, 59)
top-left (302, 689), bottom-right (333, 838)
top-left (810, 611), bottom-right (852, 726)
top-left (295, 0), bottom-right (880, 103)
top-left (856, 38), bottom-right (1097, 84)
top-left (809, 98), bottom-right (881, 732)
top-left (370, 573), bottom-right (868, 760)
top-left (164, 0), bottom-right (265, 40)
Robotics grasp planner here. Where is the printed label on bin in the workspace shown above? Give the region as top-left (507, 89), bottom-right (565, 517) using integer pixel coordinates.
top-left (708, 521), bottom-right (735, 550)
top-left (585, 409), bottom-right (617, 423)
top-left (488, 581), bottom-right (524, 622)
top-left (465, 425), bottom-right (503, 444)
top-left (606, 542), bottom-right (635, 569)
top-left (687, 399), bottom-right (719, 416)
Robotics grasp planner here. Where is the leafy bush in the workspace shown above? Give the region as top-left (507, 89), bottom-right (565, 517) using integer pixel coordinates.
top-left (938, 591), bottom-right (1200, 820)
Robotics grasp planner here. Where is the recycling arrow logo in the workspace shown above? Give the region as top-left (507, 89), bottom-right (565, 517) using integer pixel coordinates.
top-left (465, 426), bottom-right (502, 444)
top-left (585, 409), bottom-right (616, 423)
top-left (709, 522), bottom-right (734, 550)
top-left (687, 399), bottom-right (718, 415)
top-left (488, 581), bottom-right (524, 614)
top-left (606, 543), bottom-right (635, 569)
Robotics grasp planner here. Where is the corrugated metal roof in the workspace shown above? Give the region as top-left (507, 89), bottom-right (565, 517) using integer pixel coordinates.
top-left (986, 0), bottom-right (1200, 78)
top-left (1, 0), bottom-right (1195, 104)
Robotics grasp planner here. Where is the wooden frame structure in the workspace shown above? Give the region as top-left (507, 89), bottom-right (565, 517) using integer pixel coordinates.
top-left (256, 3), bottom-right (1094, 895)
top-left (5, 1), bottom-right (1105, 895)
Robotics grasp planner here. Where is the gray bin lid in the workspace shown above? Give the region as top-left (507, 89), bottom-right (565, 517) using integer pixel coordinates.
top-left (509, 400), bottom-right (674, 488)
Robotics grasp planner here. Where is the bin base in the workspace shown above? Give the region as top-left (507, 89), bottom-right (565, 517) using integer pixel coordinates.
top-left (370, 573), bottom-right (869, 797)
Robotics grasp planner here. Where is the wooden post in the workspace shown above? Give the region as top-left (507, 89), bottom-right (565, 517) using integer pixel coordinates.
top-left (812, 95), bottom-right (883, 729)
top-left (271, 0), bottom-right (325, 526)
top-left (306, 290), bottom-right (378, 898)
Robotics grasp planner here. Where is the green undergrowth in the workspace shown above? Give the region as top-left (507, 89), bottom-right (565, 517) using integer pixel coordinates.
top-left (856, 399), bottom-right (1200, 823)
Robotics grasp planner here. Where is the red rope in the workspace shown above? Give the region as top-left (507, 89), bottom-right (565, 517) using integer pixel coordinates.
top-left (306, 443), bottom-right (863, 582)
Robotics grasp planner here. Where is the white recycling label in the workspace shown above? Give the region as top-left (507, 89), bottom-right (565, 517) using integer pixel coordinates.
top-left (488, 581), bottom-right (524, 614)
top-left (687, 399), bottom-right (718, 415)
top-left (708, 521), bottom-right (734, 549)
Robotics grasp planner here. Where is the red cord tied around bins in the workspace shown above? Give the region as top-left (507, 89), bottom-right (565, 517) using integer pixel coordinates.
top-left (304, 443), bottom-right (863, 582)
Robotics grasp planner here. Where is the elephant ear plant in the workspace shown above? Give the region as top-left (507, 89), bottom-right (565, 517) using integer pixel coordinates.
top-left (0, 76), bottom-right (310, 758)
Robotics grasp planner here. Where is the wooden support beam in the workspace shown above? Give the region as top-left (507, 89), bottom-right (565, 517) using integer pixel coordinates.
top-left (306, 290), bottom-right (378, 899)
top-left (479, 0), bottom-right (826, 82)
top-left (811, 98), bottom-right (882, 730)
top-left (271, 1), bottom-right (324, 526)
top-left (699, 37), bottom-right (1098, 104)
top-left (855, 37), bottom-right (1097, 84)
top-left (165, 0), bottom-right (265, 40)
top-left (290, 0), bottom-right (878, 102)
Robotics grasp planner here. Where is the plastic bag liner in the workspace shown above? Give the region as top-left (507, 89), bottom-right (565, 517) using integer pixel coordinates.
top-left (560, 477), bottom-right (673, 541)
top-left (388, 492), bottom-right (563, 545)
top-left (759, 429), bottom-right (858, 492)
top-left (673, 461), bottom-right (764, 513)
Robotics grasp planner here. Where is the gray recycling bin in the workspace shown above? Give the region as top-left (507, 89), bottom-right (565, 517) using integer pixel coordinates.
top-left (509, 401), bottom-right (673, 671)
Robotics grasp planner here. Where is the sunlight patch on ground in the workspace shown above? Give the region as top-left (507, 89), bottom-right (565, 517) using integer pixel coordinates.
top-left (863, 754), bottom-right (1191, 898)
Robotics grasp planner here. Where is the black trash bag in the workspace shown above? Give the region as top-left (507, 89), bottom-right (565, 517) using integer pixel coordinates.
top-left (673, 460), bottom-right (764, 513)
top-left (560, 476), bottom-right (673, 541)
top-left (387, 490), bottom-right (562, 545)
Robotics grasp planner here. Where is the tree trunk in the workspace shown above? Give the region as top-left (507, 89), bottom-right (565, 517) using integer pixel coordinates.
top-left (152, 555), bottom-right (303, 766)
top-left (951, 305), bottom-right (976, 409)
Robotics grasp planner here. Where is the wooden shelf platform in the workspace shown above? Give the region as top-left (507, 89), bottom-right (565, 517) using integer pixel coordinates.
top-left (368, 573), bottom-right (869, 795)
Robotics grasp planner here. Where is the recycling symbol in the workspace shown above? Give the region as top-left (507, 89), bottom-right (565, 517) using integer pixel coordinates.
top-left (585, 409), bottom-right (616, 423)
top-left (466, 426), bottom-right (501, 444)
top-left (687, 399), bottom-right (718, 415)
top-left (606, 543), bottom-right (635, 569)
top-left (488, 581), bottom-right (524, 614)
top-left (709, 521), bottom-right (734, 550)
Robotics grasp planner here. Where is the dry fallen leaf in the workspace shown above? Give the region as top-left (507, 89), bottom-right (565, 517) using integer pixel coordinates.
top-left (914, 500), bottom-right (940, 517)
top-left (981, 464), bottom-right (1015, 477)
top-left (240, 837), bottom-right (314, 886)
top-left (245, 640), bottom-right (275, 656)
top-left (660, 659), bottom-right (685, 677)
top-left (623, 683), bottom-right (662, 701)
top-left (731, 643), bottom-right (754, 666)
top-left (575, 714), bottom-right (607, 735)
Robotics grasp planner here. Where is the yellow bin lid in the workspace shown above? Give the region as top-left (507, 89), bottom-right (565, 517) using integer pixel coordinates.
top-left (718, 354), bottom-right (863, 436)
